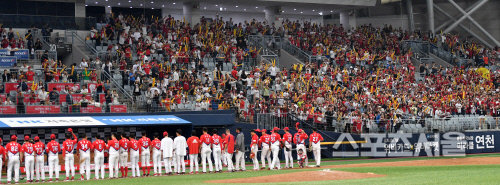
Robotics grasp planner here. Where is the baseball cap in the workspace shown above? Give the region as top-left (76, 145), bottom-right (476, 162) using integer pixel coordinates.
top-left (222, 134), bottom-right (226, 137)
top-left (50, 134), bottom-right (56, 139)
top-left (261, 129), bottom-right (267, 133)
top-left (273, 127), bottom-right (279, 131)
top-left (298, 129), bottom-right (303, 133)
top-left (0, 138), bottom-right (2, 143)
top-left (24, 136), bottom-right (30, 141)
top-left (34, 136), bottom-right (40, 141)
top-left (284, 127), bottom-right (289, 131)
top-left (68, 128), bottom-right (73, 132)
top-left (295, 122), bottom-right (300, 128)
top-left (11, 135), bottom-right (17, 141)
top-left (255, 129), bottom-right (261, 132)
top-left (163, 131), bottom-right (168, 137)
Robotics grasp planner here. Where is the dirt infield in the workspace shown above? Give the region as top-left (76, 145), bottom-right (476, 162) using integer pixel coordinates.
top-left (207, 157), bottom-right (500, 183)
top-left (206, 171), bottom-right (386, 183)
top-left (323, 156), bottom-right (500, 169)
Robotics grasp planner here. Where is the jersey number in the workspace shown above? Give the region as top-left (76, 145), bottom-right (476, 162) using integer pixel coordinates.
top-left (81, 144), bottom-right (88, 150)
top-left (11, 146), bottom-right (18, 152)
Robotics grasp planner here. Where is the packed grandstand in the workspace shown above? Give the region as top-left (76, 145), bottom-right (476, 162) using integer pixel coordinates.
top-left (0, 14), bottom-right (499, 134)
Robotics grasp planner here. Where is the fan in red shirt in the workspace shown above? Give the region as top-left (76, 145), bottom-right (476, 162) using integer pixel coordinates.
top-left (187, 130), bottom-right (201, 174)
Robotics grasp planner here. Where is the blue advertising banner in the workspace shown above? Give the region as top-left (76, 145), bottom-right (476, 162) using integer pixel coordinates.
top-left (0, 56), bottom-right (17, 67)
top-left (0, 49), bottom-right (9, 56)
top-left (0, 115), bottom-right (191, 128)
top-left (13, 49), bottom-right (29, 60)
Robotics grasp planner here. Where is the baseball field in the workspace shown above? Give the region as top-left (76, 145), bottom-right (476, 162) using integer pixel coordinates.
top-left (3, 153), bottom-right (500, 184)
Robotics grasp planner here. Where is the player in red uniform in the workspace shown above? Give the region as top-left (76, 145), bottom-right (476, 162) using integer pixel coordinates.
top-left (294, 129), bottom-right (308, 167)
top-left (92, 134), bottom-right (106, 180)
top-left (77, 133), bottom-right (93, 180)
top-left (282, 127), bottom-right (294, 168)
top-left (250, 129), bottom-right (259, 170)
top-left (224, 129), bottom-right (235, 172)
top-left (46, 134), bottom-right (61, 182)
top-left (0, 138), bottom-right (5, 183)
top-left (62, 129), bottom-right (77, 181)
top-left (128, 133), bottom-right (141, 177)
top-left (138, 131), bottom-right (152, 176)
top-left (211, 129), bottom-right (223, 173)
top-left (119, 133), bottom-right (130, 178)
top-left (270, 127), bottom-right (283, 170)
top-left (6, 135), bottom-right (21, 184)
top-left (259, 129), bottom-right (271, 170)
top-left (199, 127), bottom-right (213, 173)
top-left (309, 128), bottom-right (324, 167)
top-left (151, 133), bottom-right (162, 176)
top-left (33, 136), bottom-right (45, 182)
top-left (22, 136), bottom-right (35, 183)
top-left (187, 130), bottom-right (200, 174)
top-left (108, 133), bottom-right (120, 179)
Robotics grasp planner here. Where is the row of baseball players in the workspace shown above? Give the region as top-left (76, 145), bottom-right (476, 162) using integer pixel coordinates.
top-left (0, 126), bottom-right (323, 184)
top-left (249, 126), bottom-right (324, 171)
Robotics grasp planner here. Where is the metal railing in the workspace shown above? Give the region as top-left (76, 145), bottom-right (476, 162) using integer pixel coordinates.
top-left (34, 50), bottom-right (57, 64)
top-left (247, 35), bottom-right (279, 68)
top-left (102, 70), bottom-right (134, 110)
top-left (256, 112), bottom-right (500, 134)
top-left (32, 30), bottom-right (51, 51)
top-left (282, 39), bottom-right (317, 65)
top-left (69, 30), bottom-right (98, 57)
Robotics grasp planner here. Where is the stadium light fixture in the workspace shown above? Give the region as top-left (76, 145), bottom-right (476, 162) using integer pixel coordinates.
top-left (300, 12), bottom-right (303, 13)
top-left (130, 6), bottom-right (132, 8)
top-left (312, 10), bottom-right (315, 11)
top-left (236, 6), bottom-right (238, 7)
top-left (85, 4), bottom-right (88, 6)
top-left (162, 5), bottom-right (165, 7)
top-left (256, 7), bottom-right (258, 8)
top-left (95, 2), bottom-right (98, 4)
top-left (294, 9), bottom-right (296, 10)
top-left (215, 4), bottom-right (218, 6)
top-left (319, 12), bottom-right (323, 15)
top-left (173, 2), bottom-right (176, 4)
top-left (151, 1), bottom-right (154, 3)
top-left (140, 4), bottom-right (143, 6)
top-left (118, 3), bottom-right (120, 5)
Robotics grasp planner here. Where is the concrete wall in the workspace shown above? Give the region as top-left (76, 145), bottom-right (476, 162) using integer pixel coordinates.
top-left (413, 0), bottom-right (500, 47)
top-left (161, 8), bottom-right (324, 25)
top-left (279, 49), bottom-right (303, 69)
top-left (324, 15), bottom-right (409, 30)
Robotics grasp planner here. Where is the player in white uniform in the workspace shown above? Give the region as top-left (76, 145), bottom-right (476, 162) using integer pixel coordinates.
top-left (77, 133), bottom-right (92, 180)
top-left (211, 129), bottom-right (223, 173)
top-left (46, 134), bottom-right (61, 182)
top-left (199, 127), bottom-right (213, 173)
top-left (295, 129), bottom-right (308, 167)
top-left (119, 133), bottom-right (130, 178)
top-left (62, 131), bottom-right (78, 181)
top-left (6, 135), bottom-right (21, 184)
top-left (160, 132), bottom-right (174, 175)
top-left (129, 133), bottom-right (141, 177)
top-left (270, 128), bottom-right (282, 170)
top-left (309, 128), bottom-right (324, 167)
top-left (151, 133), bottom-right (163, 176)
top-left (108, 133), bottom-right (120, 179)
top-left (92, 134), bottom-right (106, 180)
top-left (282, 127), bottom-right (294, 168)
top-left (139, 131), bottom-right (152, 176)
top-left (22, 136), bottom-right (35, 183)
top-left (33, 136), bottom-right (46, 183)
top-left (173, 129), bottom-right (188, 174)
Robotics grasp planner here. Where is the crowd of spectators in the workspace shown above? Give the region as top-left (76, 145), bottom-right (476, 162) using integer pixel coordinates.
top-left (1, 15), bottom-right (500, 133)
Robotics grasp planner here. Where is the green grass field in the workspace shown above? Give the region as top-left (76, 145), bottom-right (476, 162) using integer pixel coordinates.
top-left (3, 154), bottom-right (500, 184)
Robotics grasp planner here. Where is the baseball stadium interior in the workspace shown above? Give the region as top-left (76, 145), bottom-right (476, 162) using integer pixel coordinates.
top-left (0, 0), bottom-right (499, 184)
